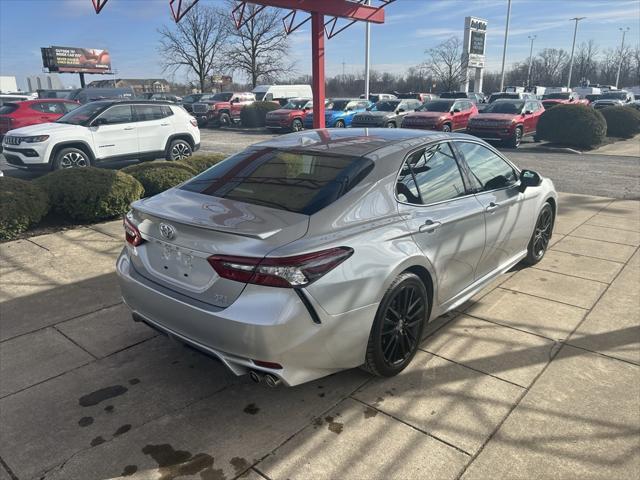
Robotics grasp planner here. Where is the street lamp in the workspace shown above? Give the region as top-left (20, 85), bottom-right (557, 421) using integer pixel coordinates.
top-left (566, 17), bottom-right (586, 89)
top-left (499, 0), bottom-right (512, 92)
top-left (527, 35), bottom-right (536, 89)
top-left (615, 27), bottom-right (630, 88)
top-left (364, 0), bottom-right (371, 100)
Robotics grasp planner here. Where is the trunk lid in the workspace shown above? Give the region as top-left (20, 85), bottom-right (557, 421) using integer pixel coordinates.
top-left (129, 188), bottom-right (309, 308)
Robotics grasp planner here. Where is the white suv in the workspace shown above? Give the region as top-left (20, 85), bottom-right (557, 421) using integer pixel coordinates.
top-left (1, 100), bottom-right (200, 170)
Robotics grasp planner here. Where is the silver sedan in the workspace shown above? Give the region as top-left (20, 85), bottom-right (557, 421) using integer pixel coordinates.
top-left (117, 129), bottom-right (557, 387)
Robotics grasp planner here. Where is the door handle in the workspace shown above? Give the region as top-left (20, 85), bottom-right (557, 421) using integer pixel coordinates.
top-left (160, 123), bottom-right (170, 126)
top-left (419, 219), bottom-right (442, 233)
top-left (486, 202), bottom-right (500, 212)
top-left (123, 127), bottom-right (134, 131)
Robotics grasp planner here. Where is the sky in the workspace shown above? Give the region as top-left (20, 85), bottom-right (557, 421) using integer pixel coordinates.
top-left (0, 0), bottom-right (638, 89)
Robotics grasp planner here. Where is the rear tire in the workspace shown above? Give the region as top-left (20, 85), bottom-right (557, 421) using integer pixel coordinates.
top-left (291, 118), bottom-right (304, 132)
top-left (166, 139), bottom-right (192, 161)
top-left (217, 112), bottom-right (231, 128)
top-left (363, 272), bottom-right (428, 377)
top-left (335, 119), bottom-right (345, 128)
top-left (52, 147), bottom-right (91, 170)
top-left (441, 123), bottom-right (451, 132)
top-left (522, 203), bottom-right (554, 265)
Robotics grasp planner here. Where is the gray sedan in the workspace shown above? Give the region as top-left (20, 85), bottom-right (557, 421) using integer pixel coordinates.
top-left (351, 99), bottom-right (422, 128)
top-left (117, 129), bottom-right (557, 386)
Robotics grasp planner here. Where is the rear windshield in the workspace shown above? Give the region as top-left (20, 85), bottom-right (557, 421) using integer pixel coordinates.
top-left (489, 93), bottom-right (519, 102)
top-left (181, 148), bottom-right (374, 215)
top-left (0, 104), bottom-right (18, 114)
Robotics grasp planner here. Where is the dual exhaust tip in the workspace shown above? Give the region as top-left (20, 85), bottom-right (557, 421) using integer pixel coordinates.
top-left (249, 370), bottom-right (281, 388)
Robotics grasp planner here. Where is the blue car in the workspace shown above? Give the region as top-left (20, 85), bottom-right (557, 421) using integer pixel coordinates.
top-left (304, 98), bottom-right (372, 128)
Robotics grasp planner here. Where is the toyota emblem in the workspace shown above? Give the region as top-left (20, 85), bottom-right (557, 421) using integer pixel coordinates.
top-left (159, 223), bottom-right (176, 240)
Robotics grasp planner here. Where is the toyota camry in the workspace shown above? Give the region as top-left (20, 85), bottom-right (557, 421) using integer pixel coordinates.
top-left (117, 129), bottom-right (557, 386)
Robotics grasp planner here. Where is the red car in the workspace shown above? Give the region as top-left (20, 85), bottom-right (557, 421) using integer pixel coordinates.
top-left (265, 98), bottom-right (312, 132)
top-left (541, 92), bottom-right (588, 109)
top-left (401, 98), bottom-right (477, 132)
top-left (0, 99), bottom-right (79, 141)
top-left (466, 98), bottom-right (544, 148)
top-left (191, 92), bottom-right (255, 127)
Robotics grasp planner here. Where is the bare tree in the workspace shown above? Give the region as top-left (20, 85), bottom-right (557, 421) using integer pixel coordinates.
top-left (158, 4), bottom-right (228, 92)
top-left (574, 40), bottom-right (599, 84)
top-left (536, 48), bottom-right (569, 85)
top-left (423, 37), bottom-right (466, 92)
top-left (225, 3), bottom-right (292, 88)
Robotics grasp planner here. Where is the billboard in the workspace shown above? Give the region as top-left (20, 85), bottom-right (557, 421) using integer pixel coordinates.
top-left (41, 46), bottom-right (112, 74)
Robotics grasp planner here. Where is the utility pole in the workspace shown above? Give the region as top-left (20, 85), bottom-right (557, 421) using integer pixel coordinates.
top-left (364, 0), bottom-right (371, 100)
top-left (499, 0), bottom-right (512, 92)
top-left (567, 17), bottom-right (586, 89)
top-left (527, 35), bottom-right (536, 89)
top-left (615, 27), bottom-right (630, 88)
top-left (342, 60), bottom-right (346, 79)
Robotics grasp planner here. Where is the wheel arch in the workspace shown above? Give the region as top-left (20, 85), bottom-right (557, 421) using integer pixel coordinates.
top-left (403, 265), bottom-right (434, 320)
top-left (48, 141), bottom-right (95, 166)
top-left (164, 133), bottom-right (195, 155)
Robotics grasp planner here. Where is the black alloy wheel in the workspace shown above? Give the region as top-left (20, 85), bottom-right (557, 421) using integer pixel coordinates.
top-left (442, 124), bottom-right (452, 132)
top-left (364, 272), bottom-right (428, 377)
top-left (523, 203), bottom-right (554, 265)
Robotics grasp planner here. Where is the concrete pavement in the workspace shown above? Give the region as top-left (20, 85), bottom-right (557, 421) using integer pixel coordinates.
top-left (0, 193), bottom-right (639, 480)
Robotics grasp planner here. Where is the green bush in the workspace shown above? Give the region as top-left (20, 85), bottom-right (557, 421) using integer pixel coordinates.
top-left (178, 153), bottom-right (226, 173)
top-left (537, 104), bottom-right (607, 149)
top-left (124, 165), bottom-right (194, 197)
top-left (36, 168), bottom-right (144, 222)
top-left (121, 160), bottom-right (197, 177)
top-left (0, 177), bottom-right (49, 240)
top-left (240, 101), bottom-right (280, 127)
top-left (599, 106), bottom-right (640, 138)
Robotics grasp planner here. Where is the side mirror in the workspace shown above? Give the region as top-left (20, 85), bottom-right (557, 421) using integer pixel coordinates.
top-left (519, 169), bottom-right (542, 192)
top-left (452, 108), bottom-right (461, 113)
top-left (397, 108), bottom-right (405, 113)
top-left (93, 117), bottom-right (108, 126)
top-left (524, 110), bottom-right (533, 115)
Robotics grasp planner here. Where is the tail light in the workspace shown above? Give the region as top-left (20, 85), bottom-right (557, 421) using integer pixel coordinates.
top-left (190, 117), bottom-right (198, 127)
top-left (207, 247), bottom-right (353, 288)
top-left (123, 216), bottom-right (144, 247)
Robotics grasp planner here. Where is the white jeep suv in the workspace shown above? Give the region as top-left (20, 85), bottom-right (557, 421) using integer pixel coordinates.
top-left (1, 100), bottom-right (200, 170)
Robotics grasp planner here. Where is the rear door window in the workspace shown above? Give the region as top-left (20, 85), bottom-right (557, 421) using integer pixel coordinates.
top-left (135, 104), bottom-right (165, 121)
top-left (181, 148), bottom-right (374, 215)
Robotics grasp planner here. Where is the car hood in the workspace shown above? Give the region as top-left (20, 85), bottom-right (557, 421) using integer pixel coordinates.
top-left (5, 122), bottom-right (83, 136)
top-left (593, 99), bottom-right (624, 105)
top-left (470, 113), bottom-right (518, 121)
top-left (268, 109), bottom-right (299, 116)
top-left (404, 112), bottom-right (447, 120)
top-left (355, 111), bottom-right (393, 119)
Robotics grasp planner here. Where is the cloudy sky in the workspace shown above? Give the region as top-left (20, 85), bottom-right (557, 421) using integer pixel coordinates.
top-left (0, 0), bottom-right (637, 88)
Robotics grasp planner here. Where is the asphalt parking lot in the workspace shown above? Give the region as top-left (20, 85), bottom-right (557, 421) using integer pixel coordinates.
top-left (1, 192), bottom-right (638, 480)
top-left (2, 129), bottom-right (639, 199)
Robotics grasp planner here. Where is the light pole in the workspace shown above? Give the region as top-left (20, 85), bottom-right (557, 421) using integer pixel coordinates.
top-left (615, 27), bottom-right (630, 88)
top-left (499, 0), bottom-right (512, 92)
top-left (527, 34), bottom-right (536, 89)
top-left (566, 17), bottom-right (585, 89)
top-left (364, 0), bottom-right (371, 100)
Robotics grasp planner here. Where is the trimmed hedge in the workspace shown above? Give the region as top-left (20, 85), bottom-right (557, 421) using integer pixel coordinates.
top-left (240, 101), bottom-right (280, 127)
top-left (599, 106), bottom-right (640, 138)
top-left (124, 166), bottom-right (194, 197)
top-left (35, 168), bottom-right (144, 222)
top-left (121, 160), bottom-right (197, 177)
top-left (0, 177), bottom-right (50, 240)
top-left (537, 104), bottom-right (607, 149)
top-left (178, 153), bottom-right (226, 173)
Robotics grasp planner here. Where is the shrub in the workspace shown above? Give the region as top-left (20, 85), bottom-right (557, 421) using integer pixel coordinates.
top-left (121, 160), bottom-right (197, 177)
top-left (599, 106), bottom-right (640, 138)
top-left (178, 153), bottom-right (227, 173)
top-left (124, 165), bottom-right (194, 197)
top-left (537, 104), bottom-right (607, 149)
top-left (36, 168), bottom-right (144, 222)
top-left (0, 177), bottom-right (49, 240)
top-left (240, 101), bottom-right (280, 127)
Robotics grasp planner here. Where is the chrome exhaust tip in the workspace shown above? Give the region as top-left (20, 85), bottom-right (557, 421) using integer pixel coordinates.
top-left (249, 370), bottom-right (262, 383)
top-left (264, 373), bottom-right (281, 388)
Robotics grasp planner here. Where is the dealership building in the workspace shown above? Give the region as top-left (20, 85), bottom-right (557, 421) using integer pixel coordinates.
top-left (87, 78), bottom-right (171, 94)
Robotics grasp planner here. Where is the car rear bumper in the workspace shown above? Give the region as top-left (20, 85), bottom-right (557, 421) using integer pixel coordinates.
top-left (116, 248), bottom-right (376, 386)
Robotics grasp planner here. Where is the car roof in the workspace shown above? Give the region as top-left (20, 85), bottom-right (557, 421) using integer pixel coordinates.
top-left (24, 98), bottom-right (77, 103)
top-left (86, 100), bottom-right (176, 106)
top-left (252, 128), bottom-right (466, 157)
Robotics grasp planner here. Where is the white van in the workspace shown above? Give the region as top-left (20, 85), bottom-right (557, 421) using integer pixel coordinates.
top-left (252, 85), bottom-right (313, 103)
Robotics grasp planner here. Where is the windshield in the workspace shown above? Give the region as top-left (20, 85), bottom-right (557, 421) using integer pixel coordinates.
top-left (489, 93), bottom-right (519, 102)
top-left (181, 148), bottom-right (374, 215)
top-left (254, 92), bottom-right (266, 101)
top-left (543, 93), bottom-right (570, 100)
top-left (600, 92), bottom-right (627, 100)
top-left (484, 101), bottom-right (524, 114)
top-left (326, 100), bottom-right (351, 111)
top-left (440, 92), bottom-right (466, 99)
top-left (283, 99), bottom-right (310, 110)
top-left (416, 100), bottom-right (454, 112)
top-left (371, 100), bottom-right (400, 112)
top-left (212, 93), bottom-right (233, 102)
top-left (56, 102), bottom-right (108, 125)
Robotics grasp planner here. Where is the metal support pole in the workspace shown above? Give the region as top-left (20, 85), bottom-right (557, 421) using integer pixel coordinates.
top-left (311, 12), bottom-right (325, 129)
top-left (527, 35), bottom-right (536, 89)
top-left (499, 0), bottom-right (511, 92)
top-left (567, 17), bottom-right (585, 89)
top-left (79, 72), bottom-right (86, 88)
top-left (615, 27), bottom-right (629, 89)
top-left (364, 0), bottom-right (371, 101)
